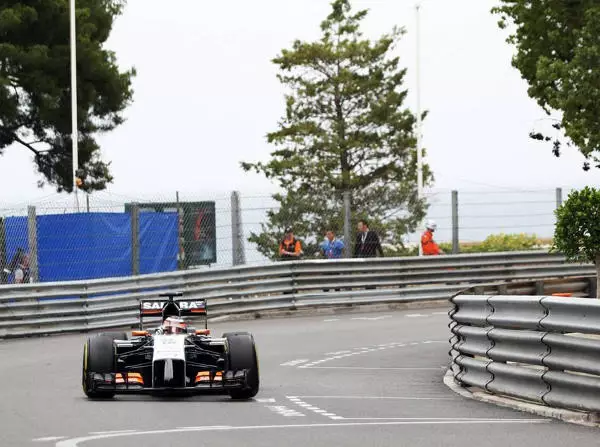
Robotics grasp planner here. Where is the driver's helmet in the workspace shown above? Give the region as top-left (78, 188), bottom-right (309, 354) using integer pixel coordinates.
top-left (162, 316), bottom-right (187, 334)
top-left (426, 220), bottom-right (437, 231)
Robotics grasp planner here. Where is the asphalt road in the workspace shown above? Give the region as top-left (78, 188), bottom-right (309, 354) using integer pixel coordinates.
top-left (1, 307), bottom-right (598, 446)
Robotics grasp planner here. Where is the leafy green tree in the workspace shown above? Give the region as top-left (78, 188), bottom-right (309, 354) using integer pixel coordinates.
top-left (249, 185), bottom-right (421, 260)
top-left (248, 189), bottom-right (342, 260)
top-left (242, 0), bottom-right (430, 259)
top-left (492, 1), bottom-right (600, 170)
top-left (0, 0), bottom-right (135, 192)
top-left (552, 187), bottom-right (600, 298)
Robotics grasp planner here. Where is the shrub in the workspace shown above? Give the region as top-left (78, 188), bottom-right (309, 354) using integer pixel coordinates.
top-left (477, 233), bottom-right (541, 252)
top-left (439, 233), bottom-right (544, 254)
top-left (552, 186), bottom-right (600, 298)
top-left (382, 244), bottom-right (419, 257)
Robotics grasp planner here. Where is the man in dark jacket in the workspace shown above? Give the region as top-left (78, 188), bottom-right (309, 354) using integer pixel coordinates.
top-left (354, 220), bottom-right (384, 258)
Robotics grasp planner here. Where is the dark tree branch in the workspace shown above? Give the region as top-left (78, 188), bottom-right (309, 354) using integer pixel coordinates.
top-left (13, 136), bottom-right (41, 155)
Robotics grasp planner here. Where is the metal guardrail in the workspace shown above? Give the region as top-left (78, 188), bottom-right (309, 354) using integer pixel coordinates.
top-left (0, 250), bottom-right (594, 339)
top-left (449, 283), bottom-right (600, 413)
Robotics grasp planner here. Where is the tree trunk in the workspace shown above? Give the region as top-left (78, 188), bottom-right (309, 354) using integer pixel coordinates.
top-left (597, 253), bottom-right (600, 299)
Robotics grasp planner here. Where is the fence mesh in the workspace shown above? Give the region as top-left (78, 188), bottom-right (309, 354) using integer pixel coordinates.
top-left (0, 187), bottom-right (568, 284)
top-left (419, 187), bottom-right (563, 245)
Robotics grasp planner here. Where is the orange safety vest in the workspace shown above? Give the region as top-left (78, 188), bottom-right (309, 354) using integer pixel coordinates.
top-left (279, 237), bottom-right (301, 258)
top-left (421, 230), bottom-right (441, 255)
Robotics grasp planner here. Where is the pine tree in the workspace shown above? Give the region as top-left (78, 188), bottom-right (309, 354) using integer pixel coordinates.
top-left (242, 0), bottom-right (431, 259)
top-left (0, 0), bottom-right (135, 191)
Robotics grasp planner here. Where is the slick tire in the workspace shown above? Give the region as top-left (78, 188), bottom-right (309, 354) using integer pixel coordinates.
top-left (224, 332), bottom-right (259, 400)
top-left (82, 335), bottom-right (116, 399)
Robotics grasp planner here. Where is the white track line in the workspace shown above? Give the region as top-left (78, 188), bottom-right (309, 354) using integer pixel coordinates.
top-left (55, 420), bottom-right (550, 446)
top-left (88, 430), bottom-right (136, 435)
top-left (351, 316), bottom-right (392, 321)
top-left (33, 437), bottom-right (67, 442)
top-left (339, 417), bottom-right (544, 421)
top-left (266, 405), bottom-right (306, 417)
top-left (280, 359), bottom-right (310, 367)
top-left (287, 340), bottom-right (447, 369)
top-left (292, 396), bottom-right (457, 400)
top-left (301, 366), bottom-right (444, 371)
top-left (286, 396), bottom-right (342, 420)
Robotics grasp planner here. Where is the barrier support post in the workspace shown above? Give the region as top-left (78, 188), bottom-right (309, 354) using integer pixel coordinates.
top-left (556, 187), bottom-right (563, 209)
top-left (535, 280), bottom-right (544, 295)
top-left (343, 191), bottom-right (352, 258)
top-left (452, 190), bottom-right (459, 254)
top-left (27, 205), bottom-right (39, 283)
top-left (131, 204), bottom-right (140, 276)
top-left (0, 218), bottom-right (6, 284)
top-left (589, 277), bottom-right (598, 299)
top-left (231, 191), bottom-right (246, 266)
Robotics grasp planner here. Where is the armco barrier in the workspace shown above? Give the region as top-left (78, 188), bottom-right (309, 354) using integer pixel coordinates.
top-left (0, 250), bottom-right (594, 339)
top-left (449, 287), bottom-right (600, 413)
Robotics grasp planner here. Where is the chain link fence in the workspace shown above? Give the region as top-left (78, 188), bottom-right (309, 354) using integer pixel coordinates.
top-left (421, 187), bottom-right (566, 247)
top-left (0, 187), bottom-right (571, 285)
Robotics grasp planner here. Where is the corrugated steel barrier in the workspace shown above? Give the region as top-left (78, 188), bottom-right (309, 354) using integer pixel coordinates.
top-left (449, 278), bottom-right (600, 414)
top-left (0, 250), bottom-right (594, 339)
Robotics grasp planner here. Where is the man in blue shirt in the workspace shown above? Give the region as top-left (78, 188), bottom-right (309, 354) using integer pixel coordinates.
top-left (321, 231), bottom-right (345, 259)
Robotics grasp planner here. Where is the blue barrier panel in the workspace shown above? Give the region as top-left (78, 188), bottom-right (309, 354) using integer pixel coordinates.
top-left (37, 213), bottom-right (132, 282)
top-left (139, 212), bottom-right (178, 274)
top-left (4, 216), bottom-right (28, 283)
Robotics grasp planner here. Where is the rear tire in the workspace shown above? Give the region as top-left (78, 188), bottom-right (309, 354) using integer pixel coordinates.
top-left (98, 331), bottom-right (128, 341)
top-left (82, 335), bottom-right (116, 399)
top-left (224, 332), bottom-right (259, 400)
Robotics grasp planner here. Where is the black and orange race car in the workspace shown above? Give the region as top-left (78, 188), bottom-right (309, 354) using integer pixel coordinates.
top-left (82, 292), bottom-right (259, 400)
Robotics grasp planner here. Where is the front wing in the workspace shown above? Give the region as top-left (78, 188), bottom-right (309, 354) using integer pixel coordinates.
top-left (86, 369), bottom-right (250, 395)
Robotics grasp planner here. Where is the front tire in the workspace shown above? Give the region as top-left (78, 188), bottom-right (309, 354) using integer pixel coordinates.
top-left (224, 332), bottom-right (259, 400)
top-left (82, 335), bottom-right (116, 399)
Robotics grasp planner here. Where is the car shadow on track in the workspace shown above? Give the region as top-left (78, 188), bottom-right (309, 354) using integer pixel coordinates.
top-left (77, 395), bottom-right (258, 403)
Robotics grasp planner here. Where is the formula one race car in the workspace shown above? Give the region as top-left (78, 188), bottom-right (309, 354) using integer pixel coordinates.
top-left (82, 292), bottom-right (259, 400)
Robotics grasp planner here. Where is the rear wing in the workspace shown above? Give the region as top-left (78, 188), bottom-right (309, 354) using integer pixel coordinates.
top-left (139, 292), bottom-right (207, 329)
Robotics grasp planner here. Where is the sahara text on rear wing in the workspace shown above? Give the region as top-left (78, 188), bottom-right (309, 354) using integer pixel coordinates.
top-left (139, 292), bottom-right (207, 330)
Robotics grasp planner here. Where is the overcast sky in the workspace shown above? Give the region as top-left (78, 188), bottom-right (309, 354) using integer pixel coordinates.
top-left (1, 0), bottom-right (599, 207)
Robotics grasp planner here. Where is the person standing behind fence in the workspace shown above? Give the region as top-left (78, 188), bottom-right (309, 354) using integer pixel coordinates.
top-left (354, 220), bottom-right (383, 258)
top-left (8, 247), bottom-right (30, 283)
top-left (421, 220), bottom-right (443, 255)
top-left (279, 228), bottom-right (303, 261)
top-left (321, 230), bottom-right (345, 259)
